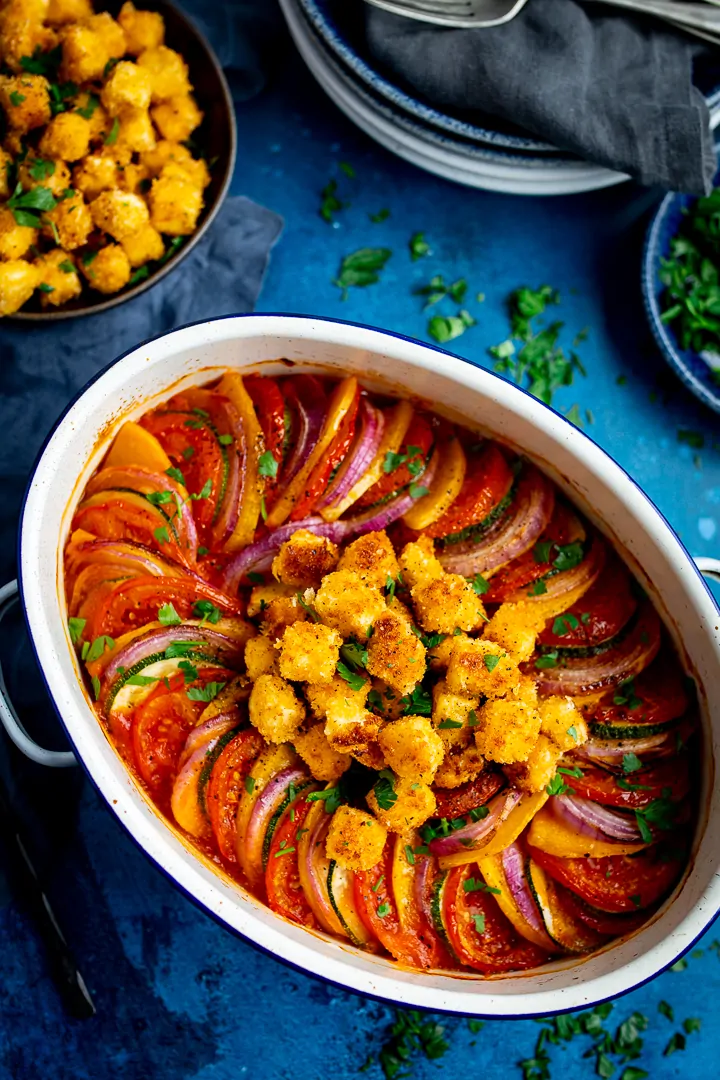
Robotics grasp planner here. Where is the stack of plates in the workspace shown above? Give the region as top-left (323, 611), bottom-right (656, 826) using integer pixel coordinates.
top-left (279, 0), bottom-right (720, 196)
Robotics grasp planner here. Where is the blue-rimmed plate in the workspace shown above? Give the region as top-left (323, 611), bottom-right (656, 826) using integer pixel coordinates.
top-left (642, 177), bottom-right (720, 415)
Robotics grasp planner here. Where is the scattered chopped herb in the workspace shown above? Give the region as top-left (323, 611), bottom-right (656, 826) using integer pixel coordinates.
top-left (157, 602), bottom-right (182, 626)
top-left (664, 1032), bottom-right (686, 1056)
top-left (28, 157), bottom-right (55, 181)
top-left (258, 450), bottom-right (279, 478)
top-left (535, 651), bottom-right (559, 670)
top-left (334, 246), bottom-right (392, 299)
top-left (470, 573), bottom-right (489, 595)
top-left (187, 681), bottom-right (225, 703)
top-left (154, 526), bottom-right (170, 545)
top-left (84, 635), bottom-right (115, 664)
top-left (483, 653), bottom-right (500, 673)
top-left (614, 677), bottom-right (643, 710)
top-left (193, 600), bottom-right (221, 624)
top-left (373, 769), bottom-right (398, 811)
top-left (296, 592), bottom-right (320, 622)
top-left (400, 684), bottom-right (432, 717)
top-left (546, 773), bottom-right (574, 796)
top-left (128, 265), bottom-right (150, 286)
top-left (376, 902), bottom-right (391, 918)
top-left (409, 231), bottom-right (431, 260)
top-left (164, 641), bottom-right (204, 659)
top-left (471, 913), bottom-right (486, 934)
top-left (552, 612), bottom-right (580, 636)
top-left (408, 482), bottom-right (430, 499)
top-left (339, 639), bottom-right (369, 672)
top-left (658, 1000), bottom-right (674, 1022)
top-left (383, 443), bottom-right (425, 474)
top-left (336, 661), bottom-right (365, 691)
top-left (104, 116), bottom-right (120, 146)
top-left (125, 673), bottom-right (158, 687)
top-left (377, 1009), bottom-right (449, 1079)
top-left (428, 308), bottom-right (476, 344)
top-left (59, 259), bottom-right (75, 273)
top-left (197, 546), bottom-right (209, 557)
top-left (91, 674), bottom-right (101, 700)
top-left (464, 877), bottom-right (500, 895)
top-left (369, 207), bottom-right (390, 223)
top-left (567, 725), bottom-right (578, 741)
top-left (247, 571), bottom-right (264, 585)
top-left (68, 616), bottom-right (86, 644)
top-left (528, 578), bottom-right (547, 596)
top-left (244, 775), bottom-right (256, 795)
top-left (565, 403), bottom-right (583, 428)
top-left (9, 91), bottom-right (26, 106)
top-left (414, 273), bottom-right (468, 308)
top-left (622, 752), bottom-right (643, 774)
top-left (670, 958), bottom-right (688, 972)
top-left (76, 93), bottom-right (100, 119)
top-left (438, 718), bottom-right (464, 729)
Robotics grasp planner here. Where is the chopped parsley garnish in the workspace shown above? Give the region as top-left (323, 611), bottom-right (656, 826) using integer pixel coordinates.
top-left (658, 1000), bottom-right (674, 1022)
top-left (567, 725), bottom-right (578, 741)
top-left (20, 46), bottom-right (62, 77)
top-left (145, 490), bottom-right (173, 506)
top-left (319, 178), bottom-right (346, 223)
top-left (157, 602), bottom-right (182, 626)
top-left (339, 639), bottom-right (368, 672)
top-left (193, 600), bottom-right (222, 624)
top-left (104, 116), bottom-right (120, 146)
top-left (663, 1032), bottom-right (686, 1056)
top-left (437, 718), bottom-right (463, 729)
top-left (369, 207), bottom-right (390, 223)
top-left (7, 180), bottom-right (57, 228)
top-left (470, 573), bottom-right (489, 596)
top-left (91, 674), bottom-right (101, 700)
top-left (471, 913), bottom-right (486, 934)
top-left (376, 902), bottom-right (391, 918)
top-left (483, 653), bottom-right (500, 673)
top-left (336, 661), bottom-right (366, 691)
top-left (333, 247), bottom-right (392, 299)
top-left (400, 684), bottom-right (432, 717)
top-left (76, 93), bottom-right (100, 119)
top-left (9, 91), bottom-right (25, 106)
top-left (187, 681), bottom-right (225, 703)
top-left (528, 578), bottom-right (547, 596)
top-left (154, 525), bottom-right (170, 545)
top-left (84, 635), bottom-right (115, 663)
top-left (552, 612), bottom-right (580, 636)
top-left (428, 309), bottom-right (476, 344)
top-left (408, 482), bottom-right (430, 499)
top-left (535, 651), bottom-right (559, 670)
top-left (373, 769), bottom-right (397, 811)
top-left (296, 592), bottom-right (320, 622)
top-left (614, 678), bottom-right (643, 710)
top-left (409, 231), bottom-right (431, 261)
top-left (129, 265), bottom-right (150, 287)
top-left (383, 444), bottom-right (424, 475)
top-left (273, 842), bottom-right (295, 858)
top-left (414, 274), bottom-right (467, 308)
top-left (464, 877), bottom-right (501, 895)
top-left (244, 776), bottom-right (256, 795)
top-left (247, 571), bottom-right (264, 584)
top-left (377, 1010), bottom-right (450, 1079)
top-left (258, 450), bottom-right (278, 478)
top-left (546, 773), bottom-right (575, 796)
top-left (622, 752), bottom-right (643, 774)
top-left (28, 157), bottom-right (55, 181)
top-left (634, 790), bottom-right (677, 842)
top-left (307, 785), bottom-right (344, 814)
top-left (125, 673), bottom-right (158, 687)
top-left (198, 546), bottom-right (209, 557)
top-left (164, 640), bottom-right (204, 659)
top-left (166, 466), bottom-right (186, 486)
top-left (68, 616), bottom-right (86, 644)
top-left (217, 433), bottom-right (233, 446)
top-left (178, 659), bottom-right (199, 684)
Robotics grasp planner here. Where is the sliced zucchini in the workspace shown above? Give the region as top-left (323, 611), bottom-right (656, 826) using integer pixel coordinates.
top-left (429, 870), bottom-right (455, 958)
top-left (105, 650), bottom-right (223, 717)
top-left (327, 861), bottom-right (376, 948)
top-left (477, 853), bottom-right (553, 951)
top-left (525, 856), bottom-right (604, 952)
top-left (261, 778), bottom-right (315, 870)
top-left (590, 718), bottom-right (677, 740)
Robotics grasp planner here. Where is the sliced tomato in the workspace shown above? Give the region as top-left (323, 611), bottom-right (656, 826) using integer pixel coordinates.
top-left (289, 384), bottom-right (361, 521)
top-left (571, 758), bottom-right (690, 810)
top-left (591, 654), bottom-right (690, 729)
top-left (443, 866), bottom-right (551, 973)
top-left (266, 793), bottom-right (318, 927)
top-left (424, 444), bottom-right (513, 540)
top-left (528, 844), bottom-right (686, 913)
top-left (206, 727), bottom-right (264, 862)
top-left (433, 770), bottom-right (506, 820)
top-left (354, 842), bottom-right (440, 969)
top-left (538, 557), bottom-right (637, 648)
top-left (141, 395), bottom-right (230, 541)
top-left (556, 885), bottom-right (649, 936)
top-left (89, 575), bottom-right (242, 639)
top-left (355, 413), bottom-right (434, 509)
top-left (72, 491), bottom-right (188, 567)
top-left (131, 675), bottom-right (204, 796)
top-left (244, 374), bottom-right (286, 474)
top-left (484, 502), bottom-right (581, 602)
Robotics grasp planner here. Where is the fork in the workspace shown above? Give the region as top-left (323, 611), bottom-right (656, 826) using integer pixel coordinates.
top-left (363, 0), bottom-right (720, 42)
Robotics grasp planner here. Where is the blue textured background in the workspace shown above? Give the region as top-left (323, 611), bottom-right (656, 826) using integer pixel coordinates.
top-left (2, 19), bottom-right (720, 1080)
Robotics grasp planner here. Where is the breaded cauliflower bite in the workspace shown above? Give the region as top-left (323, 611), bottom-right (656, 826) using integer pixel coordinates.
top-left (0, 260), bottom-right (39, 316)
top-left (325, 705), bottom-right (380, 756)
top-left (244, 634), bottom-right (279, 680)
top-left (378, 715), bottom-right (444, 784)
top-left (505, 734), bottom-right (562, 793)
top-left (137, 45), bottom-right (191, 101)
top-left (43, 191), bottom-right (93, 250)
top-left (431, 679), bottom-right (477, 751)
top-left (0, 74), bottom-right (51, 132)
top-left (248, 674), bottom-right (305, 744)
top-left (538, 696), bottom-right (588, 752)
top-left (148, 170), bottom-right (202, 235)
top-left (46, 0), bottom-right (94, 26)
top-left (0, 3), bottom-right (56, 72)
top-left (33, 248), bottom-right (81, 307)
top-left (38, 112), bottom-right (91, 161)
top-left (79, 243), bottom-right (131, 293)
top-left (118, 1), bottom-right (164, 55)
top-left (247, 580), bottom-right (295, 618)
top-left (151, 94), bottom-right (202, 142)
top-left (260, 594), bottom-right (307, 641)
top-left (398, 536), bottom-right (444, 589)
top-left (474, 684), bottom-right (542, 764)
top-left (446, 637), bottom-right (519, 698)
top-left (484, 601), bottom-right (547, 663)
top-left (272, 529), bottom-right (340, 588)
top-left (433, 744), bottom-right (488, 789)
top-left (90, 189), bottom-right (149, 240)
top-left (0, 208), bottom-right (37, 260)
top-left (60, 16), bottom-right (124, 83)
top-left (19, 157), bottom-right (72, 197)
top-left (293, 724), bottom-right (350, 783)
top-left (338, 531), bottom-right (399, 589)
top-left (366, 610), bottom-right (426, 696)
top-left (412, 573), bottom-right (486, 635)
top-left (120, 222), bottom-right (164, 267)
top-left (278, 622), bottom-right (342, 685)
top-left (101, 60), bottom-right (152, 115)
top-left (325, 805), bottom-right (387, 872)
top-left (314, 570), bottom-right (385, 640)
top-left (367, 774), bottom-right (436, 833)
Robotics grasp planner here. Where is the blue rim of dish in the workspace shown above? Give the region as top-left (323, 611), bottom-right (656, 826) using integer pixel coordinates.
top-left (15, 311), bottom-right (720, 1017)
top-left (295, 5), bottom-right (609, 173)
top-left (642, 175), bottom-right (720, 416)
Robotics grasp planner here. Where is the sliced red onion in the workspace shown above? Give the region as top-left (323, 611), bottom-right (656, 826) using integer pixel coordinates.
top-left (428, 789), bottom-right (521, 857)
top-left (102, 624), bottom-right (244, 686)
top-left (574, 728), bottom-right (677, 767)
top-left (84, 465), bottom-right (198, 560)
top-left (501, 843), bottom-right (556, 949)
top-left (413, 851), bottom-right (435, 927)
top-left (439, 467), bottom-right (555, 577)
top-left (298, 801), bottom-right (345, 935)
top-left (318, 401), bottom-right (385, 510)
top-left (508, 534), bottom-right (605, 606)
top-left (178, 712), bottom-right (240, 769)
top-left (219, 452), bottom-right (441, 593)
top-left (283, 381), bottom-right (326, 485)
top-left (553, 794), bottom-right (643, 842)
top-left (65, 539), bottom-right (190, 581)
top-left (237, 765), bottom-right (308, 887)
top-left (534, 603), bottom-right (661, 697)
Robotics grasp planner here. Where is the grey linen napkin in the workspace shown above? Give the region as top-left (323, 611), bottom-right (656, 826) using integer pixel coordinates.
top-left (364, 0), bottom-right (716, 194)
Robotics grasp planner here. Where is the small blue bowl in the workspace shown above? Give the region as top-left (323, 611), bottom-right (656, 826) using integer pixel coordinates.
top-left (642, 179), bottom-right (720, 415)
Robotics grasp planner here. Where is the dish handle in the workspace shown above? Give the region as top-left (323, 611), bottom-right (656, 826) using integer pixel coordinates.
top-left (0, 581), bottom-right (76, 768)
top-left (3, 557), bottom-right (720, 768)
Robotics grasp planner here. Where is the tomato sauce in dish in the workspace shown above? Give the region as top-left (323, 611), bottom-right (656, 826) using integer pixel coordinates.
top-left (63, 372), bottom-right (698, 976)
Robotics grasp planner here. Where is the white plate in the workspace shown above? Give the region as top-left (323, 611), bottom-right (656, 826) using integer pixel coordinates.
top-left (280, 0), bottom-right (629, 195)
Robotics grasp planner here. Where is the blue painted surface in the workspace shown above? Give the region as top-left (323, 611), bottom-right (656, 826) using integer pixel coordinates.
top-left (3, 26), bottom-right (720, 1080)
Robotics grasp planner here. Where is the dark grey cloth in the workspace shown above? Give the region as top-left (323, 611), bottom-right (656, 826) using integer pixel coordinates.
top-left (0, 195), bottom-right (283, 583)
top-left (365, 0), bottom-right (716, 194)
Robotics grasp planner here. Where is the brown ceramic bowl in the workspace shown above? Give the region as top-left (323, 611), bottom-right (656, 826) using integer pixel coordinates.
top-left (12, 0), bottom-right (236, 321)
